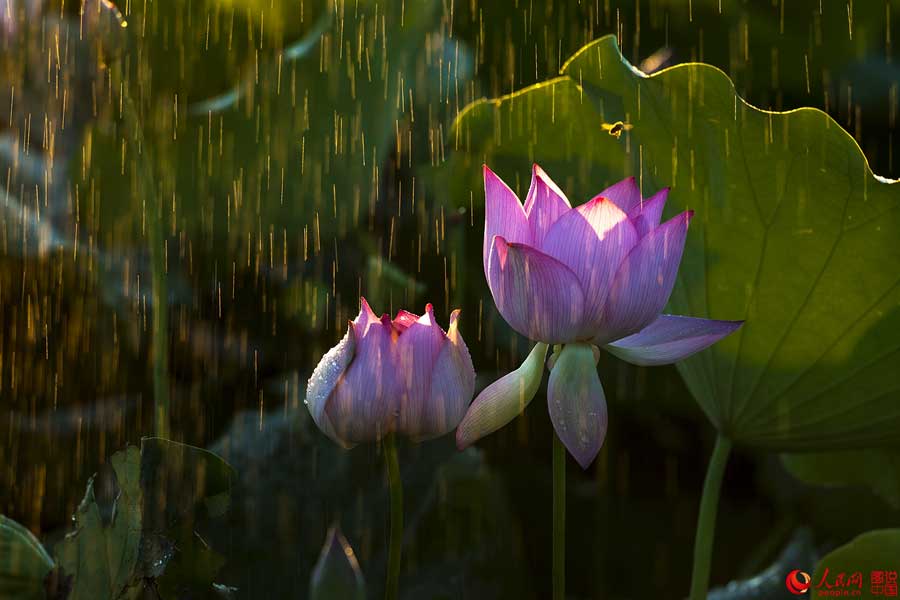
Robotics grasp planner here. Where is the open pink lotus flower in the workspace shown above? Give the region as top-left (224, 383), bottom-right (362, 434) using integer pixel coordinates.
top-left (307, 298), bottom-right (476, 447)
top-left (456, 165), bottom-right (742, 468)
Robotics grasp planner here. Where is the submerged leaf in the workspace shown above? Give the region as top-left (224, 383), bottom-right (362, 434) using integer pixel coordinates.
top-left (451, 35), bottom-right (900, 451)
top-left (140, 438), bottom-right (236, 597)
top-left (51, 440), bottom-right (235, 599)
top-left (54, 447), bottom-right (143, 600)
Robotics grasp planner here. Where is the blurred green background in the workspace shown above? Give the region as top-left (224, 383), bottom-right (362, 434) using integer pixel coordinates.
top-left (1, 0), bottom-right (898, 598)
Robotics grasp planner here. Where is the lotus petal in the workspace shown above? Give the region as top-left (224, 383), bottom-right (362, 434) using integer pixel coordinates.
top-left (488, 236), bottom-right (586, 344)
top-left (483, 165), bottom-right (531, 274)
top-left (547, 343), bottom-right (608, 469)
top-left (415, 310), bottom-right (476, 440)
top-left (594, 211), bottom-right (691, 343)
top-left (392, 309), bottom-right (419, 332)
top-left (524, 164), bottom-right (571, 246)
top-left (605, 314), bottom-right (743, 366)
top-left (395, 304), bottom-right (447, 436)
top-left (456, 342), bottom-right (549, 448)
top-left (541, 197), bottom-right (638, 335)
top-left (596, 176), bottom-right (641, 214)
top-left (325, 302), bottom-right (400, 445)
top-left (628, 187), bottom-right (669, 237)
top-left (306, 327), bottom-right (356, 445)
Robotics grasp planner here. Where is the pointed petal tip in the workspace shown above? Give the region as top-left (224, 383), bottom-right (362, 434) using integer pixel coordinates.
top-left (571, 444), bottom-right (603, 470)
top-left (454, 342), bottom-right (548, 448)
top-left (420, 303), bottom-right (437, 325)
top-left (492, 235), bottom-right (510, 264)
top-left (723, 319), bottom-right (745, 332)
top-left (605, 314), bottom-right (744, 366)
top-left (445, 309), bottom-right (463, 341)
top-left (355, 296), bottom-right (379, 325)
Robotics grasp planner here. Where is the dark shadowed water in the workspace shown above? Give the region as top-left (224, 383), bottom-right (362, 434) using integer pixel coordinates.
top-left (2, 1), bottom-right (898, 599)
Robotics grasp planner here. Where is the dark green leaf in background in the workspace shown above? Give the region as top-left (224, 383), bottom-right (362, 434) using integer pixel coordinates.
top-left (50, 439), bottom-right (235, 599)
top-left (55, 447), bottom-right (144, 600)
top-left (783, 449), bottom-right (900, 510)
top-left (813, 529), bottom-right (900, 600)
top-left (0, 515), bottom-right (56, 600)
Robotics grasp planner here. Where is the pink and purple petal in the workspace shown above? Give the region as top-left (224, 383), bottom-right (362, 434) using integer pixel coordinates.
top-left (547, 343), bottom-right (608, 470)
top-left (456, 342), bottom-right (549, 448)
top-left (540, 197), bottom-right (638, 335)
top-left (395, 304), bottom-right (447, 436)
top-left (604, 314), bottom-right (743, 366)
top-left (594, 211), bottom-right (692, 343)
top-left (596, 176), bottom-right (642, 214)
top-left (483, 165), bottom-right (531, 274)
top-left (488, 237), bottom-right (586, 344)
top-left (523, 164), bottom-right (572, 247)
top-left (416, 310), bottom-right (476, 440)
top-left (325, 313), bottom-right (400, 445)
top-left (628, 187), bottom-right (669, 237)
top-left (306, 326), bottom-right (356, 446)
top-left (392, 309), bottom-right (419, 332)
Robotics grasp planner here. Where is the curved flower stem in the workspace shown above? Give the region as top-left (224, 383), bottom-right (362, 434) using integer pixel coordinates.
top-left (384, 433), bottom-right (403, 600)
top-left (552, 428), bottom-right (566, 600)
top-left (689, 433), bottom-right (732, 600)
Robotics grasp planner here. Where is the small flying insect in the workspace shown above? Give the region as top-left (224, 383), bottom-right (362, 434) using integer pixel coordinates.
top-left (601, 121), bottom-right (633, 139)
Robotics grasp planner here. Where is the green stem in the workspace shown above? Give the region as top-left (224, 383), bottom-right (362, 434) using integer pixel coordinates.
top-left (552, 429), bottom-right (566, 600)
top-left (121, 90), bottom-right (170, 438)
top-left (384, 433), bottom-right (403, 600)
top-left (148, 199), bottom-right (169, 438)
top-left (689, 434), bottom-right (732, 600)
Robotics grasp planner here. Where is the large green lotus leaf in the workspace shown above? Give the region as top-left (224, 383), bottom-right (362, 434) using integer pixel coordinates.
top-left (783, 449), bottom-right (900, 510)
top-left (0, 515), bottom-right (55, 600)
top-left (812, 530), bottom-right (900, 599)
top-left (444, 76), bottom-right (628, 209)
top-left (450, 35), bottom-right (900, 451)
